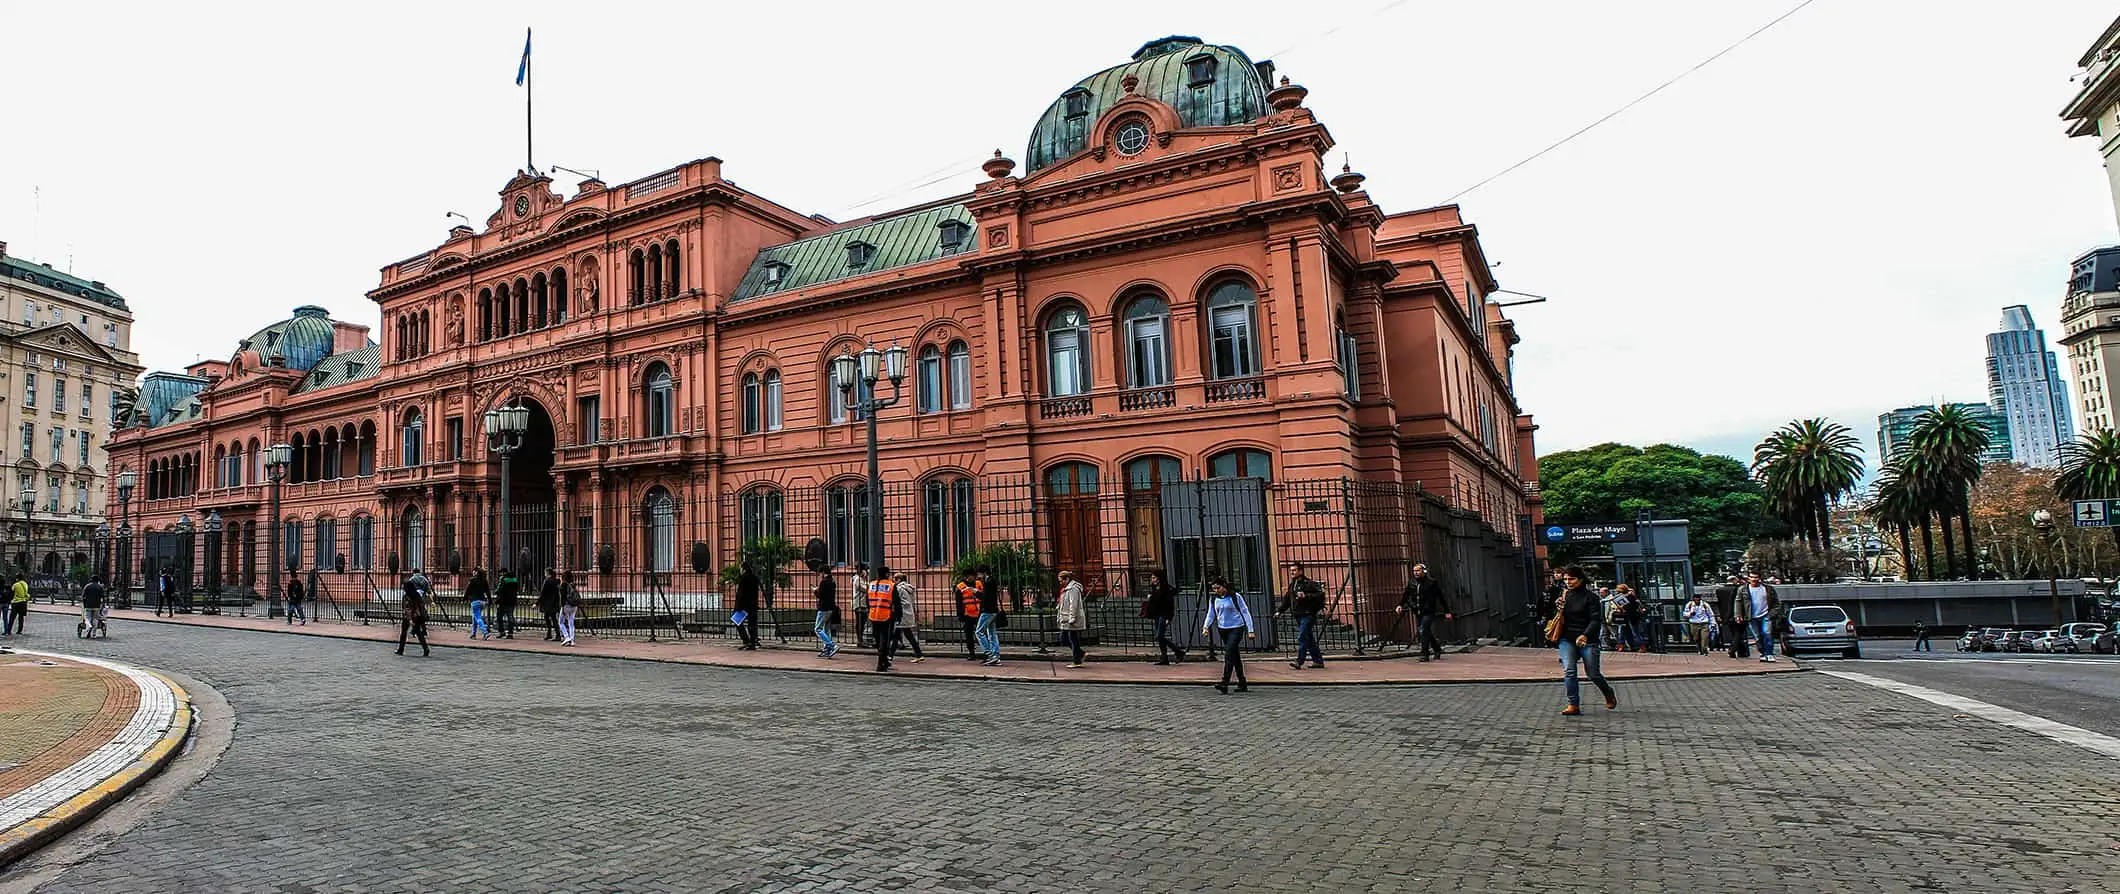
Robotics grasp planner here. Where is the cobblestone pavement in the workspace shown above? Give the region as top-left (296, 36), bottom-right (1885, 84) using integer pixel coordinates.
top-left (6, 621), bottom-right (2119, 893)
top-left (0, 654), bottom-right (133, 800)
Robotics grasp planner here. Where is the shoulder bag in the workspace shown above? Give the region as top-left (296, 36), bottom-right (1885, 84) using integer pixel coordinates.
top-left (1542, 593), bottom-right (1567, 643)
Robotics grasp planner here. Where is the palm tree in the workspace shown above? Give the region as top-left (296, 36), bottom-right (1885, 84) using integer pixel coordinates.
top-left (1870, 463), bottom-right (1921, 580)
top-left (2058, 430), bottom-right (2120, 553)
top-left (1753, 419), bottom-right (1866, 551)
top-left (1907, 405), bottom-right (1992, 579)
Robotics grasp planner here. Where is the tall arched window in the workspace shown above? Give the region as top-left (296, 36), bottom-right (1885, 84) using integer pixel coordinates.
top-left (314, 516), bottom-right (337, 569)
top-left (551, 267), bottom-right (568, 324)
top-left (1206, 280), bottom-right (1259, 379)
top-left (290, 433), bottom-right (307, 484)
top-left (1123, 293), bottom-right (1172, 388)
top-left (922, 476), bottom-right (977, 567)
top-left (644, 487), bottom-right (676, 572)
top-left (1125, 455), bottom-right (1182, 491)
top-left (1045, 305), bottom-right (1091, 397)
top-left (665, 239), bottom-right (681, 297)
top-left (629, 250), bottom-right (645, 305)
top-left (356, 421), bottom-right (376, 476)
top-left (763, 370), bottom-right (783, 432)
top-left (283, 518), bottom-right (302, 570)
top-left (513, 279), bottom-right (530, 335)
top-left (494, 284), bottom-right (511, 335)
top-left (827, 357), bottom-right (870, 424)
top-left (947, 340), bottom-right (971, 410)
top-left (350, 514), bottom-right (374, 569)
top-left (824, 482), bottom-right (871, 567)
top-left (212, 445), bottom-right (227, 488)
top-left (1207, 448), bottom-right (1272, 481)
top-left (741, 372), bottom-right (761, 434)
top-left (400, 409), bottom-right (424, 467)
top-left (400, 504), bottom-right (425, 570)
top-left (645, 363), bottom-right (675, 437)
top-left (739, 487), bottom-right (783, 543)
top-left (1045, 461), bottom-right (1099, 496)
top-left (532, 272), bottom-right (549, 329)
top-left (916, 346), bottom-right (942, 413)
top-left (648, 244), bottom-right (664, 301)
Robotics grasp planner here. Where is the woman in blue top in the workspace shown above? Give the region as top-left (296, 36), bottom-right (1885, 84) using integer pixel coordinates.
top-left (1200, 578), bottom-right (1255, 694)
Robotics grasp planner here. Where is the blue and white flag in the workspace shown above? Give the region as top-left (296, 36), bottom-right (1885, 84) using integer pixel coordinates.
top-left (515, 28), bottom-right (531, 86)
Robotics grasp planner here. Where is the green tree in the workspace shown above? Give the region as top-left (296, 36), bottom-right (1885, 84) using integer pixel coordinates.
top-left (952, 541), bottom-right (1049, 613)
top-left (1869, 462), bottom-right (1922, 580)
top-left (1536, 443), bottom-right (1768, 572)
top-left (1906, 405), bottom-right (1991, 579)
top-left (2058, 430), bottom-right (2120, 553)
top-left (718, 536), bottom-right (802, 606)
top-left (1752, 419), bottom-right (1865, 551)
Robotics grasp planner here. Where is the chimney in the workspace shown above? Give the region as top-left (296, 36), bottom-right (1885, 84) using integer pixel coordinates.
top-left (0, 240), bottom-right (8, 259)
top-left (331, 320), bottom-right (371, 354)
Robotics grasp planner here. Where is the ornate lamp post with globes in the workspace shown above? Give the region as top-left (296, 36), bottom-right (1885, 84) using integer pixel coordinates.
top-left (832, 343), bottom-right (907, 571)
top-left (115, 470), bottom-right (134, 608)
top-left (485, 402), bottom-right (530, 575)
top-left (265, 442), bottom-right (293, 617)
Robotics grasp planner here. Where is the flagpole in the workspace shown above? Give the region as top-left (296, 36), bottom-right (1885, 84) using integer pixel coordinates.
top-left (525, 31), bottom-right (534, 174)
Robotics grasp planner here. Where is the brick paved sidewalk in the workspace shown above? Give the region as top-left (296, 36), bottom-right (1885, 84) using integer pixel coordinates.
top-left (0, 648), bottom-right (190, 865)
top-left (31, 603), bottom-right (1797, 685)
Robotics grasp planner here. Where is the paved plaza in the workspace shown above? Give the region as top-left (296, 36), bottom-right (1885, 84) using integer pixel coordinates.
top-left (1, 622), bottom-right (2117, 892)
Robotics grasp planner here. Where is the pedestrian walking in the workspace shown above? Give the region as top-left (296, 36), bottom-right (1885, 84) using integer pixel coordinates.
top-left (1743, 572), bottom-right (1780, 662)
top-left (468, 570), bottom-right (492, 640)
top-left (814, 569), bottom-right (840, 658)
top-left (733, 564), bottom-right (762, 650)
top-left (81, 576), bottom-right (107, 636)
top-left (974, 569), bottom-right (1003, 666)
top-left (866, 565), bottom-right (897, 672)
top-left (1143, 569), bottom-right (1186, 665)
top-left (1397, 563), bottom-right (1452, 662)
top-left (1202, 578), bottom-right (1254, 694)
top-left (558, 571), bottom-right (580, 646)
top-left (157, 568), bottom-right (175, 616)
top-left (1279, 561), bottom-right (1327, 669)
top-left (538, 569), bottom-right (562, 641)
top-left (851, 563), bottom-right (872, 648)
top-left (1681, 592), bottom-right (1714, 654)
top-left (955, 572), bottom-right (983, 660)
top-left (286, 576), bottom-right (308, 626)
top-left (395, 572), bottom-right (430, 656)
top-left (4, 574), bottom-right (30, 636)
top-left (1623, 584), bottom-right (1651, 652)
top-left (1609, 585), bottom-right (1643, 652)
top-left (1912, 618), bottom-right (1931, 652)
top-left (495, 568), bottom-right (521, 639)
top-left (1552, 566), bottom-right (1618, 715)
top-left (892, 572), bottom-right (925, 662)
top-left (1056, 570), bottom-right (1087, 667)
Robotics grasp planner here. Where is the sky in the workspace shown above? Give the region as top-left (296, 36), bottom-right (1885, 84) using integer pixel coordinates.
top-left (2, 1), bottom-right (2117, 471)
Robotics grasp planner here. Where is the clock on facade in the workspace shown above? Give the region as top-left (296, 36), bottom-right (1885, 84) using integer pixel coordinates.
top-left (513, 195), bottom-right (531, 218)
top-left (1115, 119), bottom-right (1151, 156)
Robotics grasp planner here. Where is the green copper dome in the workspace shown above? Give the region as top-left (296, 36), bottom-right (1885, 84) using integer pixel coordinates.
top-left (1025, 36), bottom-right (1271, 174)
top-left (234, 305), bottom-right (339, 372)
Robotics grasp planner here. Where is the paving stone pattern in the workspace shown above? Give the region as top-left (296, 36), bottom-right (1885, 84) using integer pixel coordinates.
top-left (9, 622), bottom-right (2120, 893)
top-left (0, 655), bottom-right (131, 799)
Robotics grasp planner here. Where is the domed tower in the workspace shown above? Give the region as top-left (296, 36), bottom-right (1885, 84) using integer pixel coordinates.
top-left (234, 305), bottom-right (341, 372)
top-left (1024, 36), bottom-right (1273, 174)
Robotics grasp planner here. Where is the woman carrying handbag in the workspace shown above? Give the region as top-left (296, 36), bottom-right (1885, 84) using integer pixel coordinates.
top-left (1552, 567), bottom-right (1617, 716)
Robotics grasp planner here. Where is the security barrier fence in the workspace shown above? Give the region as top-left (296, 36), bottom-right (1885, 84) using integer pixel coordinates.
top-left (20, 476), bottom-right (1542, 654)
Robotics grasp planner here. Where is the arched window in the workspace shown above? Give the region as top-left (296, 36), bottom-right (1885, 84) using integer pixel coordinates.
top-left (290, 433), bottom-right (307, 484)
top-left (1336, 319), bottom-right (1361, 400)
top-left (647, 244), bottom-right (664, 301)
top-left (212, 445), bottom-right (227, 488)
top-left (494, 284), bottom-right (511, 335)
top-left (283, 518), bottom-right (302, 571)
top-left (400, 409), bottom-right (425, 467)
top-left (645, 363), bottom-right (675, 437)
top-left (1045, 461), bottom-right (1099, 496)
top-left (644, 487), bottom-right (676, 572)
top-left (419, 309), bottom-right (430, 355)
top-left (322, 428), bottom-right (340, 480)
top-left (741, 372), bottom-right (761, 434)
top-left (1207, 448), bottom-right (1272, 482)
top-left (1045, 304), bottom-right (1091, 397)
top-left (350, 514), bottom-right (374, 569)
top-left (314, 516), bottom-right (337, 569)
top-left (824, 482), bottom-right (871, 567)
top-left (763, 370), bottom-right (783, 432)
top-left (400, 504), bottom-right (425, 571)
top-left (1206, 281), bottom-right (1259, 379)
top-left (478, 287), bottom-right (494, 341)
top-left (826, 357), bottom-right (870, 424)
top-left (629, 250), bottom-right (645, 305)
top-left (922, 477), bottom-right (977, 567)
top-left (1125, 455), bottom-right (1182, 491)
top-left (551, 267), bottom-right (568, 324)
top-left (947, 340), bottom-right (971, 410)
top-left (1123, 293), bottom-right (1172, 388)
top-left (739, 487), bottom-right (783, 543)
top-left (248, 438), bottom-right (261, 484)
top-left (916, 346), bottom-right (942, 413)
top-left (356, 421), bottom-right (376, 476)
top-left (513, 279), bottom-right (530, 335)
top-left (665, 239), bottom-right (681, 297)
top-left (532, 272), bottom-right (549, 329)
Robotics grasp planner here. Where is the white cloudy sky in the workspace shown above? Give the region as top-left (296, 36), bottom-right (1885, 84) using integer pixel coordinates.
top-left (3, 1), bottom-right (2116, 468)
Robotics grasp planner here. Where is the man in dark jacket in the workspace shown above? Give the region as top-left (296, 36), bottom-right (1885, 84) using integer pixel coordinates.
top-left (1278, 562), bottom-right (1328, 669)
top-left (494, 568), bottom-right (521, 639)
top-left (734, 565), bottom-right (762, 650)
top-left (538, 569), bottom-right (563, 641)
top-left (1398, 564), bottom-right (1455, 661)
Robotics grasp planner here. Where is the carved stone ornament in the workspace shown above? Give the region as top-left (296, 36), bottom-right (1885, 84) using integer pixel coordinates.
top-left (986, 226), bottom-right (1010, 248)
top-left (444, 297), bottom-right (466, 346)
top-left (1272, 164), bottom-right (1303, 193)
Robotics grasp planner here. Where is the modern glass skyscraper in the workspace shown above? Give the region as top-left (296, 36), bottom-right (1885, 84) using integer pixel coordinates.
top-left (1878, 403), bottom-right (2013, 467)
top-left (1985, 305), bottom-right (2075, 467)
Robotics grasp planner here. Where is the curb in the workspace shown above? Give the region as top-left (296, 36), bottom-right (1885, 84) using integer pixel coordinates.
top-left (29, 605), bottom-right (1807, 687)
top-left (0, 659), bottom-right (194, 869)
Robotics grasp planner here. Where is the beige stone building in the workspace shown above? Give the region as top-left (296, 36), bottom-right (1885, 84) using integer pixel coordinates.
top-left (2059, 19), bottom-right (2120, 434)
top-left (2065, 16), bottom-right (2120, 230)
top-left (0, 240), bottom-right (142, 567)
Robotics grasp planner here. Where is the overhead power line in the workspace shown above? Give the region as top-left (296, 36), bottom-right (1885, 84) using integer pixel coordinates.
top-left (1443, 0), bottom-right (1822, 204)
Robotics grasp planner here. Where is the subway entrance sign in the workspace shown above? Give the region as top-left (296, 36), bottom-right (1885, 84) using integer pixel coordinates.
top-left (1541, 522), bottom-right (1639, 545)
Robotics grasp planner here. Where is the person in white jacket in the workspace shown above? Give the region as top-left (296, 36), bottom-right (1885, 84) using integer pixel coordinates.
top-left (1056, 570), bottom-right (1088, 668)
top-left (892, 572), bottom-right (925, 662)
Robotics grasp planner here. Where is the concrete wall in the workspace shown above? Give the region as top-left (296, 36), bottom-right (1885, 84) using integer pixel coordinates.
top-left (1699, 579), bottom-right (2094, 631)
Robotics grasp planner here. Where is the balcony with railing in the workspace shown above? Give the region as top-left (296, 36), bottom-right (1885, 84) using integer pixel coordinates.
top-left (1204, 377), bottom-right (1265, 404)
top-left (1118, 387), bottom-right (1175, 412)
top-left (1038, 395), bottom-right (1092, 420)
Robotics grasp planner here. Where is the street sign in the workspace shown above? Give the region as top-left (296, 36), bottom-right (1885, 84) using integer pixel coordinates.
top-left (2073, 500), bottom-right (2114, 528)
top-left (1541, 522), bottom-right (1639, 545)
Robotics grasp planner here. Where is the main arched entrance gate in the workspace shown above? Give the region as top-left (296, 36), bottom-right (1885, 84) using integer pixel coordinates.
top-left (486, 396), bottom-right (558, 577)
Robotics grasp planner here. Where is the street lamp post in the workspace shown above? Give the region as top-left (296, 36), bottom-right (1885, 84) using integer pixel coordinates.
top-left (202, 509), bottom-right (223, 615)
top-left (17, 490), bottom-right (35, 585)
top-left (265, 443), bottom-right (292, 617)
top-left (172, 513), bottom-right (193, 613)
top-left (2033, 509), bottom-right (2065, 627)
top-left (94, 523), bottom-right (110, 588)
top-left (116, 470), bottom-right (135, 609)
top-left (833, 343), bottom-right (908, 572)
top-left (485, 402), bottom-right (530, 576)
